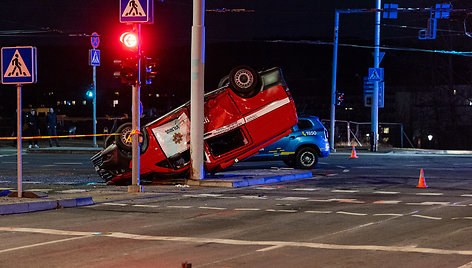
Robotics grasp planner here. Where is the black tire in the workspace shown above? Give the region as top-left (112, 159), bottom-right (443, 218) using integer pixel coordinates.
top-left (104, 135), bottom-right (115, 148)
top-left (295, 147), bottom-right (318, 169)
top-left (228, 66), bottom-right (261, 98)
top-left (115, 123), bottom-right (132, 151)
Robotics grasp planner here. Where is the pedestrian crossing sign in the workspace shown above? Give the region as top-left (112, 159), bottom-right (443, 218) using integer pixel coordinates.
top-left (120, 0), bottom-right (154, 23)
top-left (89, 49), bottom-right (100, 67)
top-left (368, 67), bottom-right (384, 82)
top-left (1, 46), bottom-right (37, 84)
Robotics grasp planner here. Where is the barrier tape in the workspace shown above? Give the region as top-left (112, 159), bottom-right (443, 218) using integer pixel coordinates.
top-left (0, 133), bottom-right (120, 141)
top-left (125, 129), bottom-right (141, 144)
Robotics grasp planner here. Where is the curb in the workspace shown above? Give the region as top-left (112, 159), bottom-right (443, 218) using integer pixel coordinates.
top-left (0, 197), bottom-right (94, 215)
top-left (187, 171), bottom-right (313, 188)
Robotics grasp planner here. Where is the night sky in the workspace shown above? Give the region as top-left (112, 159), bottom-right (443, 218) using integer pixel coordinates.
top-left (1, 0), bottom-right (472, 120)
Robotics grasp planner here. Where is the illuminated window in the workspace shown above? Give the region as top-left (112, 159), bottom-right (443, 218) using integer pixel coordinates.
top-left (83, 100), bottom-right (87, 105)
top-left (72, 101), bottom-right (76, 105)
top-left (383, 127), bottom-right (389, 134)
top-left (57, 101), bottom-right (61, 106)
top-left (113, 100), bottom-right (119, 107)
top-left (114, 91), bottom-right (119, 96)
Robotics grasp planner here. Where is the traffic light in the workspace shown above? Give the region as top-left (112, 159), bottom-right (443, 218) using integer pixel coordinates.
top-left (86, 90), bottom-right (93, 98)
top-left (120, 31), bottom-right (138, 51)
top-left (113, 57), bottom-right (138, 84)
top-left (336, 92), bottom-right (344, 106)
top-left (142, 57), bottom-right (158, 85)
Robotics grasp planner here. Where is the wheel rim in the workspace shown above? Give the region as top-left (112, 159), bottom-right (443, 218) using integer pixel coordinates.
top-left (120, 127), bottom-right (132, 146)
top-left (234, 69), bottom-right (254, 89)
top-left (300, 151), bottom-right (315, 167)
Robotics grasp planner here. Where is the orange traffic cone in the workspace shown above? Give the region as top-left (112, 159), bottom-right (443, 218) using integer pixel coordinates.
top-left (349, 145), bottom-right (358, 158)
top-left (416, 169), bottom-right (428, 188)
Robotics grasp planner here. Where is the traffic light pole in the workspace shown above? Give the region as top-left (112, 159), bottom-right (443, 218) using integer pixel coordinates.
top-left (129, 23), bottom-right (143, 193)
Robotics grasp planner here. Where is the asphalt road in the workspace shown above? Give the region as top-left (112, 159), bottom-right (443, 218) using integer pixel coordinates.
top-left (1, 151), bottom-right (472, 267)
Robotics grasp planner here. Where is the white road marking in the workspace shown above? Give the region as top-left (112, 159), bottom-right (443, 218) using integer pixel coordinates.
top-left (343, 169), bottom-right (350, 173)
top-left (132, 204), bottom-right (159, 208)
top-left (373, 191), bottom-right (400, 195)
top-left (0, 236), bottom-right (91, 254)
top-left (406, 202), bottom-right (450, 206)
top-left (57, 189), bottom-right (88, 194)
top-left (215, 196), bottom-right (237, 199)
top-left (336, 211), bottom-right (368, 216)
top-left (373, 200), bottom-right (402, 204)
top-left (308, 198), bottom-right (347, 202)
top-left (411, 215), bottom-right (442, 220)
top-left (305, 210), bottom-right (333, 214)
top-left (183, 194), bottom-right (222, 198)
top-left (332, 190), bottom-right (359, 193)
top-left (276, 197), bottom-right (309, 201)
top-left (167, 205), bottom-right (192, 209)
top-left (2, 161), bottom-right (29, 164)
top-left (256, 245), bottom-right (285, 252)
top-left (198, 206), bottom-right (226, 210)
top-left (3, 227), bottom-right (472, 256)
top-left (452, 217), bottom-right (472, 220)
top-left (461, 194), bottom-right (472, 197)
top-left (234, 208), bottom-right (261, 211)
top-left (265, 209), bottom-right (298, 213)
top-left (416, 193), bottom-right (444, 196)
top-left (373, 213), bottom-right (404, 217)
top-left (102, 203), bottom-right (128, 206)
top-left (293, 188), bottom-right (318, 191)
top-left (458, 260), bottom-right (472, 268)
top-left (25, 189), bottom-right (52, 192)
top-left (23, 181), bottom-right (41, 184)
top-left (241, 195), bottom-right (267, 200)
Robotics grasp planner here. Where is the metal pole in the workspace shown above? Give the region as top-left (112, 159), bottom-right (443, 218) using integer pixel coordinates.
top-left (130, 23), bottom-right (142, 192)
top-left (17, 84), bottom-right (22, 198)
top-left (347, 121), bottom-right (351, 146)
top-left (400, 124), bottom-right (404, 148)
top-left (330, 10), bottom-right (339, 152)
top-left (371, 0), bottom-right (381, 152)
top-left (190, 0), bottom-right (205, 180)
top-left (92, 65), bottom-right (97, 148)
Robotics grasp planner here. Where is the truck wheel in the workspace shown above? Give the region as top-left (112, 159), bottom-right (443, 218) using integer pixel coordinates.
top-left (295, 147), bottom-right (318, 169)
top-left (115, 123), bottom-right (132, 151)
top-left (228, 66), bottom-right (261, 98)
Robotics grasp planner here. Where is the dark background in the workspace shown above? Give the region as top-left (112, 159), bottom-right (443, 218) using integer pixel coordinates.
top-left (1, 0), bottom-right (472, 148)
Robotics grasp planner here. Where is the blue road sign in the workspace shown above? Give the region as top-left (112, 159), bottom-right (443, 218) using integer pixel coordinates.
top-left (363, 77), bottom-right (384, 108)
top-left (434, 3), bottom-right (452, 19)
top-left (91, 32), bottom-right (100, 49)
top-left (120, 0), bottom-right (154, 23)
top-left (89, 49), bottom-right (100, 67)
top-left (383, 3), bottom-right (398, 19)
top-left (1, 46), bottom-right (37, 84)
top-left (368, 68), bottom-right (384, 82)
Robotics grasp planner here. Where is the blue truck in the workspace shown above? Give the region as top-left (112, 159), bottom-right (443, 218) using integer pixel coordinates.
top-left (249, 116), bottom-right (330, 169)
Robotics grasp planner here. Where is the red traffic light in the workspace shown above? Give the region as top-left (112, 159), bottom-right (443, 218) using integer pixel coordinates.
top-left (120, 32), bottom-right (138, 49)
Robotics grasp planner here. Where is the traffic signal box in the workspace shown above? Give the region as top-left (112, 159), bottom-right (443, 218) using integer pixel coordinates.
top-left (114, 57), bottom-right (138, 84)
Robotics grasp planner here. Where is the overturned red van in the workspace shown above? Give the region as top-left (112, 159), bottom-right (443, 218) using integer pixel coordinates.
top-left (91, 66), bottom-right (298, 184)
